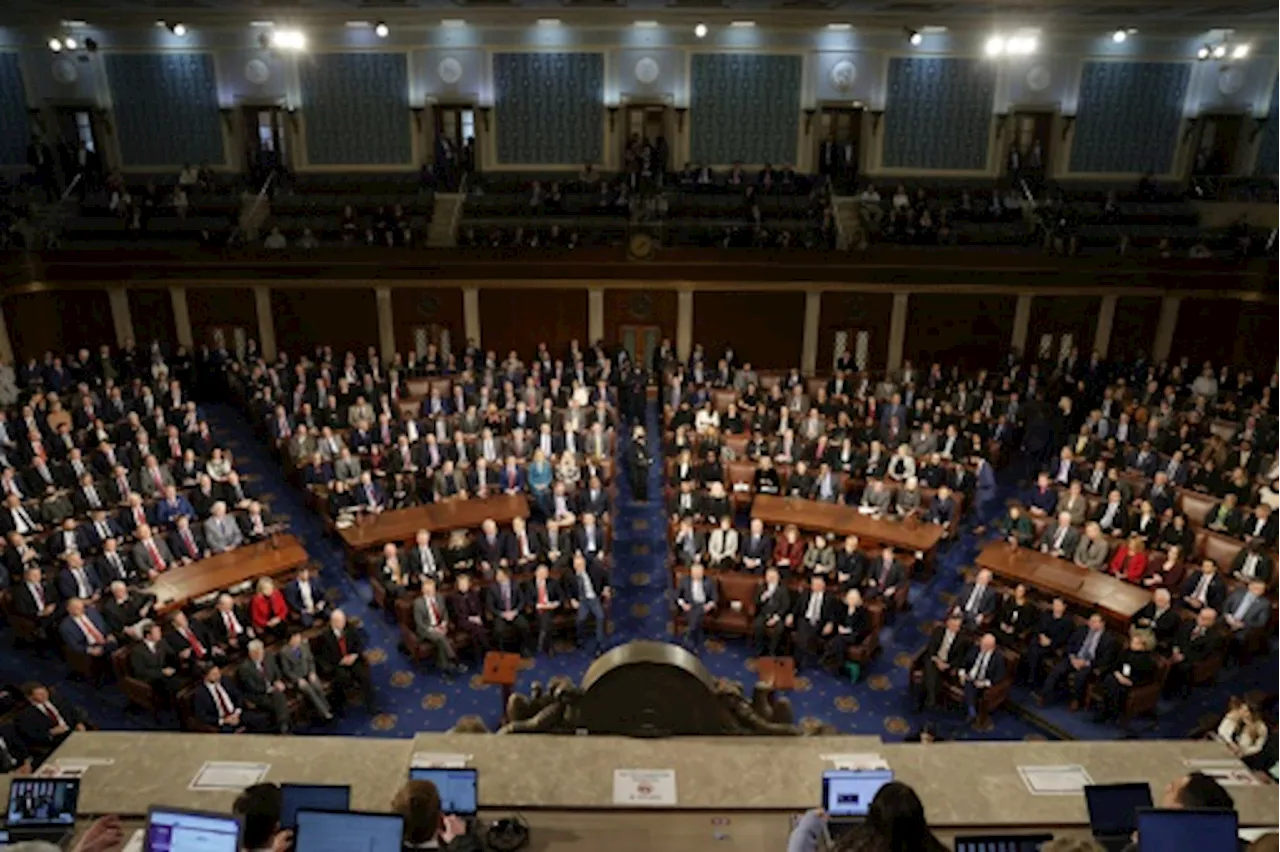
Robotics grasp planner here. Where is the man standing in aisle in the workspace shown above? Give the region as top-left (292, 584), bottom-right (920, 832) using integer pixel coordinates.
top-left (628, 426), bottom-right (651, 502)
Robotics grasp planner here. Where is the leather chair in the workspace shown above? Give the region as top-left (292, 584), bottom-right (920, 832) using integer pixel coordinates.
top-left (176, 684), bottom-right (220, 733)
top-left (0, 591), bottom-right (42, 646)
top-left (1086, 656), bottom-right (1170, 728)
top-left (1201, 532), bottom-right (1244, 571)
top-left (112, 645), bottom-right (161, 715)
top-left (1179, 490), bottom-right (1216, 530)
top-left (726, 461), bottom-right (756, 511)
top-left (671, 570), bottom-right (757, 638)
top-left (909, 645), bottom-right (1018, 728)
top-left (842, 604), bottom-right (883, 667)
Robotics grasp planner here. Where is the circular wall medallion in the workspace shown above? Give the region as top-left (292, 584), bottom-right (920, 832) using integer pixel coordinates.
top-left (438, 57), bottom-right (463, 85)
top-left (829, 59), bottom-right (856, 93)
top-left (1025, 65), bottom-right (1051, 92)
top-left (1217, 66), bottom-right (1245, 95)
top-left (634, 56), bottom-right (660, 85)
top-left (51, 58), bottom-right (78, 84)
top-left (244, 58), bottom-right (270, 85)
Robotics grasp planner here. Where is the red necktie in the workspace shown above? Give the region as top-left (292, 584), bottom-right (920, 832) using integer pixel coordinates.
top-left (429, 598), bottom-right (439, 623)
top-left (337, 633), bottom-right (347, 656)
top-left (183, 531), bottom-right (196, 556)
top-left (134, 507), bottom-right (145, 527)
top-left (148, 541), bottom-right (164, 570)
top-left (224, 611), bottom-right (239, 636)
top-left (41, 704), bottom-right (61, 726)
top-left (31, 583), bottom-right (44, 609)
top-left (78, 615), bottom-right (106, 645)
top-left (538, 582), bottom-right (548, 605)
top-left (183, 627), bottom-right (206, 658)
top-left (212, 684), bottom-right (233, 718)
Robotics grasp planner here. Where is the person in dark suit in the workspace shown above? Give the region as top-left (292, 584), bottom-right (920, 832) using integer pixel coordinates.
top-left (954, 568), bottom-right (998, 629)
top-left (787, 576), bottom-right (836, 672)
top-left (1131, 588), bottom-right (1179, 650)
top-left (406, 529), bottom-right (446, 584)
top-left (129, 623), bottom-right (183, 707)
top-left (0, 722), bottom-right (32, 775)
top-left (192, 664), bottom-right (270, 734)
top-left (56, 553), bottom-right (102, 604)
top-left (449, 573), bottom-right (489, 661)
top-left (1180, 560), bottom-right (1227, 613)
top-left (237, 640), bottom-right (291, 734)
top-left (283, 564), bottom-right (328, 628)
top-left (526, 565), bottom-right (561, 656)
top-left (994, 584), bottom-right (1038, 647)
top-left (486, 568), bottom-right (530, 655)
top-left (1091, 630), bottom-right (1158, 725)
top-left (314, 609), bottom-right (376, 715)
top-left (1013, 596), bottom-right (1075, 685)
top-left (17, 683), bottom-right (87, 756)
top-left (675, 563), bottom-right (717, 651)
top-left (1230, 542), bottom-right (1273, 585)
top-left (473, 519), bottom-right (509, 576)
top-left (959, 633), bottom-right (1007, 728)
top-left (1034, 613), bottom-right (1117, 710)
top-left (59, 597), bottom-right (117, 657)
top-left (167, 515), bottom-right (207, 564)
top-left (566, 554), bottom-right (610, 656)
top-left (752, 568), bottom-right (792, 657)
top-left (740, 518), bottom-right (772, 574)
top-left (626, 426), bottom-right (652, 502)
top-left (101, 580), bottom-right (155, 641)
top-left (826, 588), bottom-right (871, 670)
top-left (1165, 608), bottom-right (1225, 699)
top-left (164, 610), bottom-right (222, 669)
top-left (1222, 579), bottom-right (1271, 637)
top-left (916, 614), bottom-right (970, 712)
top-left (863, 548), bottom-right (904, 607)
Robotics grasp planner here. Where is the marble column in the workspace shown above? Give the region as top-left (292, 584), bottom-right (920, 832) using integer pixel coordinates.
top-left (676, 290), bottom-right (694, 362)
top-left (1011, 294), bottom-right (1033, 356)
top-left (801, 290), bottom-right (821, 375)
top-left (462, 287), bottom-right (481, 349)
top-left (170, 286), bottom-right (194, 349)
top-left (375, 286), bottom-right (396, 365)
top-left (886, 292), bottom-right (909, 374)
top-left (254, 286), bottom-right (276, 361)
top-left (107, 287), bottom-right (134, 348)
top-left (588, 288), bottom-right (605, 344)
top-left (1092, 295), bottom-right (1117, 358)
top-left (1152, 295), bottom-right (1181, 363)
top-left (0, 308), bottom-right (14, 365)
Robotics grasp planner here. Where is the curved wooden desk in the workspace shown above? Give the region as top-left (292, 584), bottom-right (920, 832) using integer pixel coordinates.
top-left (337, 494), bottom-right (530, 557)
top-left (751, 494), bottom-right (944, 556)
top-left (146, 535), bottom-right (309, 614)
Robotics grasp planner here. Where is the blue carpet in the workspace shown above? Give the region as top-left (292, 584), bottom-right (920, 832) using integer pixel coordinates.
top-left (2, 401), bottom-right (1271, 743)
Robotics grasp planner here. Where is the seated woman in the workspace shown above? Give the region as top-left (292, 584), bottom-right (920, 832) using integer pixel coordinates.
top-left (826, 588), bottom-right (871, 677)
top-left (249, 576), bottom-right (289, 641)
top-left (995, 504), bottom-right (1035, 547)
top-left (801, 534), bottom-right (835, 578)
top-left (787, 780), bottom-right (947, 852)
top-left (205, 447), bottom-right (233, 482)
top-left (1212, 698), bottom-right (1271, 769)
top-left (1091, 630), bottom-right (1158, 725)
top-left (527, 449), bottom-right (553, 495)
top-left (1109, 535), bottom-right (1150, 584)
top-left (1158, 512), bottom-right (1195, 553)
top-left (443, 529), bottom-right (474, 576)
top-left (1142, 543), bottom-right (1188, 591)
top-left (555, 451), bottom-right (580, 489)
top-left (773, 524), bottom-right (806, 575)
top-left (995, 583), bottom-right (1038, 645)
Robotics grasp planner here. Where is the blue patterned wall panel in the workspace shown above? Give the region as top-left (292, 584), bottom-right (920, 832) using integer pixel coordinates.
top-left (1069, 61), bottom-right (1191, 174)
top-left (300, 53), bottom-right (411, 166)
top-left (105, 53), bottom-right (224, 167)
top-left (0, 54), bottom-right (28, 166)
top-left (1256, 80), bottom-right (1278, 176)
top-left (882, 58), bottom-right (996, 170)
top-left (493, 53), bottom-right (603, 165)
top-left (690, 54), bottom-right (802, 165)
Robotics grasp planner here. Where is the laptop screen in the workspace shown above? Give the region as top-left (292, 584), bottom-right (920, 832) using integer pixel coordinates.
top-left (280, 785), bottom-right (351, 829)
top-left (953, 835), bottom-right (1054, 852)
top-left (1085, 783), bottom-right (1154, 836)
top-left (1137, 808), bottom-right (1239, 852)
top-left (6, 778), bottom-right (79, 827)
top-left (145, 808), bottom-right (241, 852)
top-left (821, 770), bottom-right (894, 818)
top-left (295, 810), bottom-right (404, 852)
top-left (408, 768), bottom-right (479, 816)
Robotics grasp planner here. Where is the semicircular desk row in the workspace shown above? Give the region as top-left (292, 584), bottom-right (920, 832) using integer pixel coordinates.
top-left (15, 731), bottom-right (1276, 851)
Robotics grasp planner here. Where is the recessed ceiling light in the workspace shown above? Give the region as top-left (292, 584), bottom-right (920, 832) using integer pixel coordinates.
top-left (634, 20), bottom-right (659, 27)
top-left (64, 37), bottom-right (78, 50)
top-left (1197, 45), bottom-right (1210, 60)
top-left (1231, 43), bottom-right (1249, 59)
top-left (536, 18), bottom-right (561, 26)
top-left (1211, 44), bottom-right (1227, 59)
top-left (909, 31), bottom-right (923, 45)
top-left (730, 20), bottom-right (755, 27)
top-left (269, 29), bottom-right (307, 51)
top-left (694, 22), bottom-right (707, 38)
top-left (985, 35), bottom-right (1006, 56)
top-left (374, 21), bottom-right (389, 37)
top-left (172, 22), bottom-right (187, 36)
top-left (48, 38), bottom-right (62, 52)
top-left (441, 19), bottom-right (466, 27)
top-left (1112, 28), bottom-right (1127, 43)
top-left (827, 23), bottom-right (853, 31)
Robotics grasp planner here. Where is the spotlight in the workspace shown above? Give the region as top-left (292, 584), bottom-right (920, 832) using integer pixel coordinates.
top-left (1007, 35), bottom-right (1037, 55)
top-left (1231, 44), bottom-right (1249, 59)
top-left (1112, 28), bottom-right (1127, 43)
top-left (48, 37), bottom-right (63, 52)
top-left (1211, 44), bottom-right (1226, 59)
top-left (269, 29), bottom-right (307, 51)
top-left (64, 37), bottom-right (78, 50)
top-left (907, 29), bottom-right (923, 46)
top-left (1197, 45), bottom-right (1210, 60)
top-left (694, 22), bottom-right (707, 38)
top-left (374, 21), bottom-right (389, 37)
top-left (984, 35), bottom-right (1006, 57)
top-left (172, 22), bottom-right (187, 36)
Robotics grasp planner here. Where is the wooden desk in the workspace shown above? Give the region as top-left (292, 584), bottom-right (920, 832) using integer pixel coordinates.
top-left (146, 536), bottom-right (309, 614)
top-left (755, 657), bottom-right (796, 691)
top-left (976, 541), bottom-right (1150, 628)
top-left (751, 495), bottom-right (944, 556)
top-left (337, 494), bottom-right (530, 557)
top-left (482, 651), bottom-right (521, 724)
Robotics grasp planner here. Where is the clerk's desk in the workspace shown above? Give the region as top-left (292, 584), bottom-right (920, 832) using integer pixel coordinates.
top-left (19, 732), bottom-right (1277, 852)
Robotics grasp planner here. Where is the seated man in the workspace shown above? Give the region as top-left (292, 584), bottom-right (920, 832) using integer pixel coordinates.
top-left (787, 575), bottom-right (835, 672)
top-left (924, 485), bottom-right (957, 532)
top-left (672, 517), bottom-right (705, 568)
top-left (668, 479), bottom-right (702, 523)
top-left (57, 551), bottom-right (102, 604)
top-left (856, 478), bottom-right (893, 516)
top-left (203, 502), bottom-right (244, 554)
top-left (1131, 588), bottom-right (1179, 650)
top-left (1073, 522), bottom-right (1110, 571)
top-left (676, 563), bottom-right (717, 651)
top-left (862, 547), bottom-right (903, 605)
top-left (486, 568), bottom-right (530, 656)
top-left (132, 524), bottom-right (175, 578)
top-left (739, 518), bottom-right (771, 573)
top-left (192, 663), bottom-right (271, 734)
top-left (237, 640), bottom-right (291, 735)
top-left (168, 515), bottom-right (207, 564)
top-left (210, 592), bottom-right (255, 652)
top-left (17, 682), bottom-right (87, 756)
top-left (1241, 503), bottom-right (1277, 547)
top-left (165, 610), bottom-right (222, 669)
top-left (413, 578), bottom-right (461, 675)
top-left (959, 633), bottom-right (1006, 729)
top-left (1055, 481), bottom-right (1088, 527)
top-left (284, 564), bottom-right (328, 628)
top-left (1180, 559), bottom-right (1226, 612)
top-left (566, 553), bottom-right (610, 656)
top-left (574, 513), bottom-right (607, 566)
top-left (1021, 597), bottom-right (1073, 686)
top-left (526, 565), bottom-right (561, 656)
top-left (1026, 473), bottom-right (1057, 517)
top-left (1091, 489), bottom-right (1131, 538)
top-left (1038, 511), bottom-right (1080, 559)
top-left (915, 613), bottom-right (970, 713)
top-left (1230, 541), bottom-right (1273, 585)
top-left (449, 574), bottom-right (488, 661)
top-left (129, 622), bottom-right (183, 706)
top-left (238, 501), bottom-right (276, 543)
top-left (59, 597), bottom-right (117, 658)
top-left (1034, 613), bottom-right (1117, 710)
top-left (954, 568), bottom-right (997, 629)
top-left (1222, 579), bottom-right (1270, 637)
top-left (751, 567), bottom-right (792, 658)
top-left (1165, 608), bottom-right (1224, 699)
top-left (314, 609), bottom-right (377, 715)
top-left (100, 579), bottom-right (155, 642)
top-left (155, 484), bottom-right (195, 527)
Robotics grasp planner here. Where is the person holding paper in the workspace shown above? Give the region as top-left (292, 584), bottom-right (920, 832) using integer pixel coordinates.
top-left (958, 633), bottom-right (1006, 729)
top-left (1091, 629), bottom-right (1158, 724)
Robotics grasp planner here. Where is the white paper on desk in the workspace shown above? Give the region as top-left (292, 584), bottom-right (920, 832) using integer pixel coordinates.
top-left (411, 752), bottom-right (471, 769)
top-left (34, 757), bottom-right (114, 778)
top-left (613, 769), bottom-right (677, 806)
top-left (1183, 759), bottom-right (1262, 786)
top-left (1017, 764), bottom-right (1094, 795)
top-left (821, 753), bottom-right (889, 771)
top-left (189, 761), bottom-right (271, 791)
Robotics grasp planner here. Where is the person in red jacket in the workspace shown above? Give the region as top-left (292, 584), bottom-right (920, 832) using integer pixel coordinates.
top-left (772, 524), bottom-right (806, 575)
top-left (249, 576), bottom-right (289, 640)
top-left (1109, 535), bottom-right (1150, 584)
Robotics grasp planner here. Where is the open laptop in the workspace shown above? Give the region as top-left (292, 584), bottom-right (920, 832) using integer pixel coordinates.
top-left (279, 784), bottom-right (351, 829)
top-left (4, 777), bottom-right (79, 845)
top-left (408, 767), bottom-right (479, 818)
top-left (821, 769), bottom-right (894, 841)
top-left (1085, 783), bottom-right (1154, 852)
top-left (294, 809), bottom-right (404, 852)
top-left (952, 834), bottom-right (1055, 852)
top-left (144, 806), bottom-right (242, 852)
top-left (1136, 807), bottom-right (1240, 852)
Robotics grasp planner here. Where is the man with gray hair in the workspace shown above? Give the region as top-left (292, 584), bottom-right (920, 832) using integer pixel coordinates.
top-left (204, 501), bottom-right (243, 553)
top-left (238, 639), bottom-right (291, 734)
